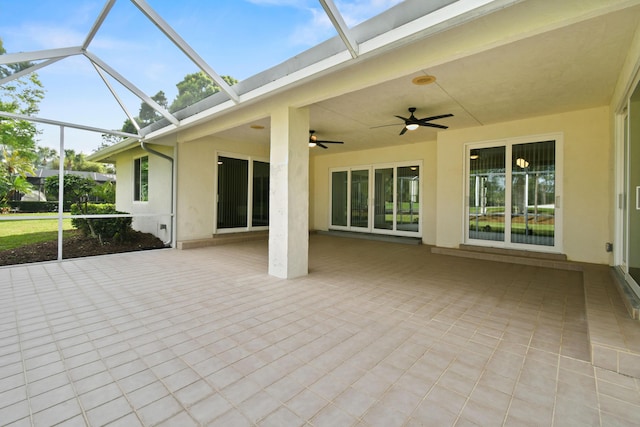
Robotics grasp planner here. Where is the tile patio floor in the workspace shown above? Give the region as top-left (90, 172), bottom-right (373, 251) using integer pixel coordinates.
top-left (1, 234), bottom-right (639, 426)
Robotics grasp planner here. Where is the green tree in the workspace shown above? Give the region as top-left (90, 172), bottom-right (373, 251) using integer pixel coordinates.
top-left (1, 38), bottom-right (44, 204)
top-left (118, 90), bottom-right (169, 133)
top-left (139, 90), bottom-right (167, 126)
top-left (92, 181), bottom-right (115, 203)
top-left (169, 72), bottom-right (237, 113)
top-left (121, 118), bottom-right (137, 134)
top-left (0, 147), bottom-right (35, 203)
top-left (98, 133), bottom-right (124, 152)
top-left (35, 146), bottom-right (58, 168)
top-left (50, 149), bottom-right (107, 173)
top-left (44, 174), bottom-right (95, 205)
top-left (0, 39), bottom-right (32, 78)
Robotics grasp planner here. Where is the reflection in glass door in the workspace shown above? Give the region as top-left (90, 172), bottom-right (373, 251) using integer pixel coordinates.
top-left (467, 139), bottom-right (559, 250)
top-left (468, 146), bottom-right (506, 242)
top-left (330, 163), bottom-right (421, 236)
top-left (374, 168), bottom-right (394, 230)
top-left (351, 170), bottom-right (369, 228)
top-left (510, 141), bottom-right (555, 246)
top-left (397, 166), bottom-right (420, 232)
top-left (628, 84), bottom-right (640, 286)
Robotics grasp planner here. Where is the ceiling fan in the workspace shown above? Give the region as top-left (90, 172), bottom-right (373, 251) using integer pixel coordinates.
top-left (375, 107), bottom-right (454, 135)
top-left (308, 130), bottom-right (344, 149)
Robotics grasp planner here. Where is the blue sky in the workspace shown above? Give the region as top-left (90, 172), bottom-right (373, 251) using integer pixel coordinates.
top-left (0, 0), bottom-right (402, 154)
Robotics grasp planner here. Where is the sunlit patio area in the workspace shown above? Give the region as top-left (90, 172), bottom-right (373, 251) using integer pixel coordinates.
top-left (1, 234), bottom-right (639, 426)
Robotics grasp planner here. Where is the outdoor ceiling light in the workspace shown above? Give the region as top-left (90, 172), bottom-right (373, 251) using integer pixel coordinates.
top-left (516, 158), bottom-right (529, 168)
top-left (470, 153), bottom-right (479, 160)
top-left (405, 123), bottom-right (420, 131)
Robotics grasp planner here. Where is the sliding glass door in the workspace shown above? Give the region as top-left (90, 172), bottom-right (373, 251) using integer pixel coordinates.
top-left (331, 162), bottom-right (421, 236)
top-left (351, 170), bottom-right (369, 228)
top-left (374, 168), bottom-right (393, 230)
top-left (397, 166), bottom-right (420, 232)
top-left (217, 156), bottom-right (248, 229)
top-left (510, 141), bottom-right (556, 246)
top-left (331, 169), bottom-right (369, 230)
top-left (627, 84), bottom-right (640, 288)
top-left (466, 137), bottom-right (561, 251)
top-left (217, 155), bottom-right (269, 232)
top-left (468, 146), bottom-right (506, 242)
top-left (331, 170), bottom-right (348, 227)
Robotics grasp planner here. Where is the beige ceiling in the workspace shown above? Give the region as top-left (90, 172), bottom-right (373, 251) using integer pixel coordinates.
top-left (214, 3), bottom-right (640, 155)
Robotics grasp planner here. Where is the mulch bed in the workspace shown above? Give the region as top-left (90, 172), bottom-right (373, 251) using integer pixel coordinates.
top-left (0, 230), bottom-right (166, 267)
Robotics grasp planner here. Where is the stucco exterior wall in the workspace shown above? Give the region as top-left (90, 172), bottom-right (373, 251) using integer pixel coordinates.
top-left (436, 106), bottom-right (611, 264)
top-left (176, 137), bottom-right (269, 242)
top-left (114, 144), bottom-right (174, 244)
top-left (310, 140), bottom-right (438, 245)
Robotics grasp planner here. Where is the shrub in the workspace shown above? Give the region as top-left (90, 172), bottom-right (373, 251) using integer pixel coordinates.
top-left (71, 203), bottom-right (132, 243)
top-left (7, 201), bottom-right (69, 213)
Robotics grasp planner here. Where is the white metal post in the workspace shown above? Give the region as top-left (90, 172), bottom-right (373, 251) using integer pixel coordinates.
top-left (57, 126), bottom-right (65, 261)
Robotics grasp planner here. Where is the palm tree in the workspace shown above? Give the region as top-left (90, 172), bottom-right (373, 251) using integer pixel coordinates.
top-left (35, 146), bottom-right (58, 168)
top-left (1, 147), bottom-right (35, 203)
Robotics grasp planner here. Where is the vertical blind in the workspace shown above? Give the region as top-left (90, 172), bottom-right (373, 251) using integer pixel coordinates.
top-left (468, 146), bottom-right (506, 242)
top-left (511, 140), bottom-right (555, 246)
top-left (468, 141), bottom-right (556, 247)
top-left (331, 171), bottom-right (348, 226)
top-left (217, 156), bottom-right (248, 229)
top-left (252, 161), bottom-right (269, 227)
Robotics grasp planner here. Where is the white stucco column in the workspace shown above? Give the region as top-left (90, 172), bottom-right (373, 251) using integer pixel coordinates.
top-left (268, 106), bottom-right (310, 279)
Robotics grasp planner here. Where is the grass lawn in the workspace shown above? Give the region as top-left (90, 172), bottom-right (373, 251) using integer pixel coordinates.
top-left (0, 213), bottom-right (74, 251)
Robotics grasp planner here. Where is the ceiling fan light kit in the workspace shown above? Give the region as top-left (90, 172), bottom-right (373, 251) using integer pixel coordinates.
top-left (393, 107), bottom-right (453, 135)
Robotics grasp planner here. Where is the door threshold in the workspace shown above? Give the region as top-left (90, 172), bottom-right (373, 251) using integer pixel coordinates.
top-left (318, 230), bottom-right (421, 245)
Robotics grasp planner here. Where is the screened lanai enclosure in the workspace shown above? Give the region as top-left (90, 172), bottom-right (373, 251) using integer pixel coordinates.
top-left (2, 0), bottom-right (426, 265)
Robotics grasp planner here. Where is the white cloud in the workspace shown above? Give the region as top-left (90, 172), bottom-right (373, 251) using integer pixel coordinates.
top-left (288, 7), bottom-right (335, 47)
top-left (20, 24), bottom-right (85, 49)
top-left (285, 0), bottom-right (404, 48)
top-left (335, 0), bottom-right (404, 27)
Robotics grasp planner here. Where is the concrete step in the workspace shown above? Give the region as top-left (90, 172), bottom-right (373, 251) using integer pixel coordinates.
top-left (178, 231), bottom-right (268, 250)
top-left (431, 245), bottom-right (579, 271)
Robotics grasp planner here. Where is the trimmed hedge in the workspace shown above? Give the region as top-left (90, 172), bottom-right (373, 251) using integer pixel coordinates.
top-left (70, 203), bottom-right (133, 242)
top-left (6, 201), bottom-right (72, 213)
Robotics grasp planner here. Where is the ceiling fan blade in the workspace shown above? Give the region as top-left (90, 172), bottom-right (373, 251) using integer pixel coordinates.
top-left (394, 115), bottom-right (410, 121)
top-left (317, 142), bottom-right (328, 149)
top-left (419, 113), bottom-right (454, 122)
top-left (316, 140), bottom-right (344, 144)
top-left (422, 123), bottom-right (449, 129)
top-left (370, 123), bottom-right (399, 129)
top-left (399, 126), bottom-right (408, 136)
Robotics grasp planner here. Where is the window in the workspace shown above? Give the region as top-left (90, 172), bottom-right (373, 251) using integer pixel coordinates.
top-left (216, 155), bottom-right (269, 231)
top-left (466, 136), bottom-right (561, 250)
top-left (134, 156), bottom-right (149, 202)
